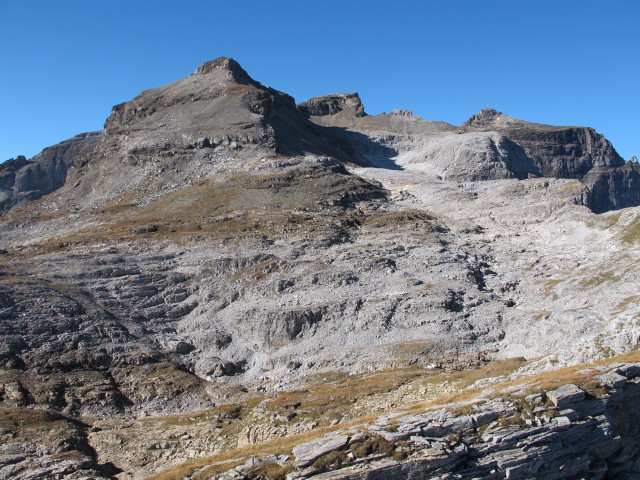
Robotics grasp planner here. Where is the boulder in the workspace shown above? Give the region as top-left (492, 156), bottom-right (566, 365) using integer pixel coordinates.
top-left (617, 363), bottom-right (640, 379)
top-left (546, 384), bottom-right (585, 409)
top-left (594, 372), bottom-right (627, 389)
top-left (292, 433), bottom-right (350, 468)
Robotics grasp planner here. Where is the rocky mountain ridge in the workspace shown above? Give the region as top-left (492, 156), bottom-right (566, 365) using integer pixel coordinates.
top-left (297, 94), bottom-right (639, 212)
top-left (3, 58), bottom-right (639, 215)
top-left (0, 57), bottom-right (639, 479)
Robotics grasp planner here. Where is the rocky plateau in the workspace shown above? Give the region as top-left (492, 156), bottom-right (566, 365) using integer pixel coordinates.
top-left (0, 57), bottom-right (639, 479)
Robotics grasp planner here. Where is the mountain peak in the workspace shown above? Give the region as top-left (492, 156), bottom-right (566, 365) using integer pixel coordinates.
top-left (193, 57), bottom-right (255, 85)
top-left (462, 108), bottom-right (505, 128)
top-left (194, 56), bottom-right (239, 74)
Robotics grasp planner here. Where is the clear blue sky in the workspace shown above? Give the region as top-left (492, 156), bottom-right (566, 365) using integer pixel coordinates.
top-left (1, 0), bottom-right (638, 161)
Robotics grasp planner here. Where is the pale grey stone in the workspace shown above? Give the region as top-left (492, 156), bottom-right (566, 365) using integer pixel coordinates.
top-left (594, 372), bottom-right (627, 389)
top-left (617, 363), bottom-right (640, 379)
top-left (554, 416), bottom-right (572, 429)
top-left (292, 433), bottom-right (349, 467)
top-left (547, 384), bottom-right (585, 408)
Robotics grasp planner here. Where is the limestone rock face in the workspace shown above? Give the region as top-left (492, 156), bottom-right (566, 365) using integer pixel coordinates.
top-left (297, 93), bottom-right (366, 119)
top-left (392, 131), bottom-right (539, 180)
top-left (0, 408), bottom-right (115, 480)
top-left (461, 108), bottom-right (624, 176)
top-left (1, 57), bottom-right (640, 479)
top-left (460, 108), bottom-right (637, 211)
top-left (292, 433), bottom-right (350, 467)
top-left (546, 383), bottom-right (585, 408)
top-left (0, 132), bottom-right (101, 212)
top-left (581, 162), bottom-right (640, 213)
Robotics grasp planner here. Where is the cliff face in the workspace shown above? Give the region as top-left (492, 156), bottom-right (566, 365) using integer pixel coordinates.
top-left (581, 162), bottom-right (640, 213)
top-left (297, 93), bottom-right (367, 119)
top-left (0, 132), bottom-right (101, 212)
top-left (460, 108), bottom-right (640, 212)
top-left (461, 108), bottom-right (625, 178)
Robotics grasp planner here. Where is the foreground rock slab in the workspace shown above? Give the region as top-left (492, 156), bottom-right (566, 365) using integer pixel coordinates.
top-left (207, 362), bottom-right (640, 480)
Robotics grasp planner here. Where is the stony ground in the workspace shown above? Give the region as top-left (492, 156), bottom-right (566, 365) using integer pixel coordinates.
top-left (138, 353), bottom-right (640, 480)
top-left (0, 57), bottom-right (639, 479)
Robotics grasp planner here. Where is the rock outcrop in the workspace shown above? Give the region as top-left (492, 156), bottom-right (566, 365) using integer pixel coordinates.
top-left (298, 93), bottom-right (367, 119)
top-left (461, 108), bottom-right (640, 212)
top-left (461, 108), bottom-right (625, 178)
top-left (0, 408), bottom-right (116, 480)
top-left (0, 132), bottom-right (101, 213)
top-left (208, 362), bottom-right (640, 480)
top-left (581, 162), bottom-right (640, 213)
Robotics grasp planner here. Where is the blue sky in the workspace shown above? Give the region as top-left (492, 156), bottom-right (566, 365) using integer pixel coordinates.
top-left (1, 0), bottom-right (638, 161)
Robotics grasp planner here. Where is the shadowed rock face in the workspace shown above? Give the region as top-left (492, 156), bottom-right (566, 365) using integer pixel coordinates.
top-left (461, 108), bottom-right (624, 179)
top-left (459, 108), bottom-right (640, 212)
top-left (0, 132), bottom-right (101, 213)
top-left (298, 93), bottom-right (367, 119)
top-left (581, 162), bottom-right (640, 213)
top-left (461, 108), bottom-right (625, 178)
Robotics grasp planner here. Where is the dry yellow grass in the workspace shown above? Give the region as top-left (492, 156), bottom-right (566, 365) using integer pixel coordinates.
top-left (141, 358), bottom-right (527, 480)
top-left (587, 209), bottom-right (640, 245)
top-left (144, 350), bottom-right (640, 480)
top-left (415, 349), bottom-right (640, 413)
top-left (622, 217), bottom-right (640, 244)
top-left (144, 420), bottom-right (370, 480)
top-left (1, 166), bottom-right (436, 259)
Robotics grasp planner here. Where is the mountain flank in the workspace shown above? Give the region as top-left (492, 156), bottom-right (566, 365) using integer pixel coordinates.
top-left (0, 57), bottom-right (639, 479)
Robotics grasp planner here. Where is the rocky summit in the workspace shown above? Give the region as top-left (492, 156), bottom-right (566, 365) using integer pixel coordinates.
top-left (0, 57), bottom-right (639, 479)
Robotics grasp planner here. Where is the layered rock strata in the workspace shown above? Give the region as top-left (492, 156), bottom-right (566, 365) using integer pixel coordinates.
top-left (0, 57), bottom-right (639, 478)
top-left (298, 98), bottom-right (640, 212)
top-left (209, 362), bottom-right (640, 480)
